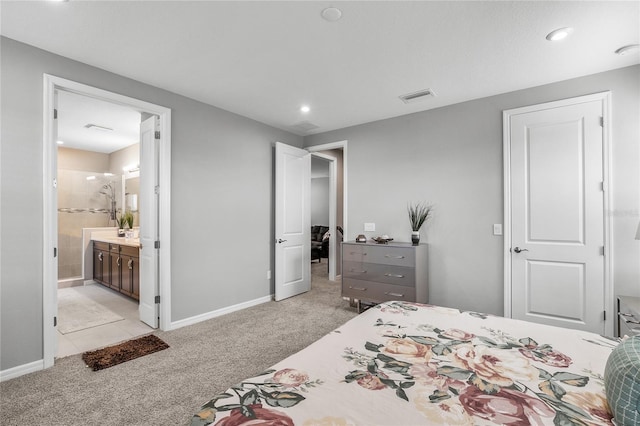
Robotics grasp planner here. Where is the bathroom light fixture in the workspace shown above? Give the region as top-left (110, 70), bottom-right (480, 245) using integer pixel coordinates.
top-left (546, 27), bottom-right (573, 41)
top-left (321, 7), bottom-right (342, 22)
top-left (103, 172), bottom-right (114, 177)
top-left (86, 176), bottom-right (96, 181)
top-left (300, 105), bottom-right (310, 113)
top-left (56, 140), bottom-right (64, 145)
top-left (84, 123), bottom-right (113, 132)
top-left (123, 164), bottom-right (140, 173)
top-left (615, 44), bottom-right (640, 56)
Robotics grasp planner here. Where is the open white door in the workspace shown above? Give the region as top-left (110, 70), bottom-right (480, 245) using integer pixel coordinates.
top-left (139, 116), bottom-right (159, 327)
top-left (275, 142), bottom-right (311, 301)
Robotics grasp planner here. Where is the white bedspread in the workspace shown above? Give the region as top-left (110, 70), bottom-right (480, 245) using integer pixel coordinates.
top-left (191, 301), bottom-right (616, 425)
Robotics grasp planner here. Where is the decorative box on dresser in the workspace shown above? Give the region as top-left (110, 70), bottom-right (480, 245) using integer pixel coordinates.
top-left (342, 241), bottom-right (428, 310)
top-left (617, 295), bottom-right (640, 337)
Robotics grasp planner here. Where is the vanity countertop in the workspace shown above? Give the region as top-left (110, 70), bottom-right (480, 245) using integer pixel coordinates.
top-left (92, 236), bottom-right (140, 248)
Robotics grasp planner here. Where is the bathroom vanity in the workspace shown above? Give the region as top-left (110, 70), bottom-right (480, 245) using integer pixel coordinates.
top-left (93, 238), bottom-right (140, 301)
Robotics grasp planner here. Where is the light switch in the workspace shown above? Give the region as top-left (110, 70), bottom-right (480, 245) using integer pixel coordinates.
top-left (493, 224), bottom-right (503, 236)
top-left (364, 223), bottom-right (376, 232)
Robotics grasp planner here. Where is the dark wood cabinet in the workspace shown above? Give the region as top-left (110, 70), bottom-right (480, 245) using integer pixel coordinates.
top-left (109, 244), bottom-right (121, 291)
top-left (93, 240), bottom-right (139, 301)
top-left (93, 241), bottom-right (109, 286)
top-left (119, 245), bottom-right (140, 300)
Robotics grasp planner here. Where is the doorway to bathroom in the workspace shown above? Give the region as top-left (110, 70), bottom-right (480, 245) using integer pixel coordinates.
top-left (55, 90), bottom-right (153, 357)
top-left (42, 75), bottom-right (172, 368)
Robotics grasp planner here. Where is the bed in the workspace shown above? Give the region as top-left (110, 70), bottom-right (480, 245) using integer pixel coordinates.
top-left (191, 301), bottom-right (623, 425)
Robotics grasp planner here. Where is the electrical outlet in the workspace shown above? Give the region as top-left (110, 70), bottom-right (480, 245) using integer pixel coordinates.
top-left (364, 223), bottom-right (376, 232)
top-left (267, 270), bottom-right (271, 280)
top-left (493, 224), bottom-right (503, 236)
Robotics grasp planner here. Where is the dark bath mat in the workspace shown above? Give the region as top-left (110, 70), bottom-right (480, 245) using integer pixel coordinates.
top-left (82, 334), bottom-right (169, 371)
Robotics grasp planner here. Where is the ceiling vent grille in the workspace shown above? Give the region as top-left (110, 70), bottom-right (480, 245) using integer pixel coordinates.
top-left (399, 89), bottom-right (436, 104)
top-left (290, 121), bottom-right (320, 133)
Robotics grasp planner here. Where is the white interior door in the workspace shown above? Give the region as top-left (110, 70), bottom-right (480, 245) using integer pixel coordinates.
top-left (275, 142), bottom-right (311, 301)
top-left (508, 96), bottom-right (606, 333)
top-left (139, 116), bottom-right (159, 328)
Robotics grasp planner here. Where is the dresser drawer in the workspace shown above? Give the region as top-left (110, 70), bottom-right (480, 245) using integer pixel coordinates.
top-left (343, 245), bottom-right (364, 262)
top-left (342, 278), bottom-right (416, 303)
top-left (363, 246), bottom-right (415, 267)
top-left (618, 296), bottom-right (640, 337)
top-left (343, 261), bottom-right (415, 287)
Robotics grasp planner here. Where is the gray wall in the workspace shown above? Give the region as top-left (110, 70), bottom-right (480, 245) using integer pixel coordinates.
top-left (311, 177), bottom-right (330, 226)
top-left (0, 37), bottom-right (302, 371)
top-left (305, 65), bottom-right (640, 316)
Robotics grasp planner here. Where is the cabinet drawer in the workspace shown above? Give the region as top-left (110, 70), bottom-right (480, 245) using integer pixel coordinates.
top-left (342, 278), bottom-right (416, 303)
top-left (363, 246), bottom-right (415, 267)
top-left (343, 261), bottom-right (414, 287)
top-left (120, 245), bottom-right (139, 257)
top-left (619, 298), bottom-right (640, 336)
top-left (109, 243), bottom-right (119, 253)
top-left (343, 244), bottom-right (364, 262)
top-left (94, 241), bottom-right (109, 251)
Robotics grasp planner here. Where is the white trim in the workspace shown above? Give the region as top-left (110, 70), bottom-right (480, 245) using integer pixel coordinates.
top-left (306, 140), bottom-right (348, 244)
top-left (0, 360), bottom-right (44, 382)
top-left (310, 152), bottom-right (337, 280)
top-left (502, 91), bottom-right (613, 335)
top-left (43, 75), bottom-right (173, 371)
top-left (170, 295), bottom-right (272, 330)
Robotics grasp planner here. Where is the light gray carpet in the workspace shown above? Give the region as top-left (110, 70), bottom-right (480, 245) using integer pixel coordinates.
top-left (57, 287), bottom-right (124, 334)
top-left (1, 260), bottom-right (357, 426)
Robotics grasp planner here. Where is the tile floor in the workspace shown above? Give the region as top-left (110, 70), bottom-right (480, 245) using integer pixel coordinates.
top-left (56, 283), bottom-right (154, 358)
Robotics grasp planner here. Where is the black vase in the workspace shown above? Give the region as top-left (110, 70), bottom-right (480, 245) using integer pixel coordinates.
top-left (411, 231), bottom-right (420, 246)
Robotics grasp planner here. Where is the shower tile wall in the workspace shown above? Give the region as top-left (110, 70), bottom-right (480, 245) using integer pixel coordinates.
top-left (57, 169), bottom-right (122, 280)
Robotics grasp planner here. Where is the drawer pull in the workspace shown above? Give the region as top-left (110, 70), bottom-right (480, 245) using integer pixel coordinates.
top-left (619, 312), bottom-right (640, 325)
top-left (117, 257), bottom-right (121, 267)
top-left (384, 273), bottom-right (404, 278)
top-left (98, 252), bottom-right (103, 262)
top-left (385, 255), bottom-right (405, 259)
top-left (128, 259), bottom-right (133, 270)
top-left (385, 292), bottom-right (405, 297)
top-left (349, 286), bottom-right (367, 291)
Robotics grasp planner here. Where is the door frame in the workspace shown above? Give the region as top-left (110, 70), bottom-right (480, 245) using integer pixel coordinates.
top-left (43, 74), bottom-right (172, 368)
top-left (310, 152), bottom-right (337, 280)
top-left (307, 140), bottom-right (348, 280)
top-left (502, 92), bottom-right (613, 336)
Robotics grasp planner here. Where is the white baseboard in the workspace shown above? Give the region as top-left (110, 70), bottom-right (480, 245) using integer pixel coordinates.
top-left (0, 359), bottom-right (44, 382)
top-left (170, 294), bottom-right (273, 330)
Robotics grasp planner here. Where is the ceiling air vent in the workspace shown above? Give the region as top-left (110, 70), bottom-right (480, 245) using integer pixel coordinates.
top-left (290, 121), bottom-right (320, 133)
top-left (399, 88), bottom-right (436, 104)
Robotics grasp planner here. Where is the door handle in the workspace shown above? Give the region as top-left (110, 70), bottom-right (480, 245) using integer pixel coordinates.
top-left (277, 239), bottom-right (287, 244)
top-left (513, 247), bottom-right (529, 253)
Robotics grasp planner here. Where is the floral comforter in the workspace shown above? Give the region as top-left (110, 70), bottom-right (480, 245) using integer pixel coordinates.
top-left (191, 301), bottom-right (617, 425)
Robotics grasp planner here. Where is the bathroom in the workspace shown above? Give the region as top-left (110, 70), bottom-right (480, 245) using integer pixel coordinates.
top-left (55, 90), bottom-right (153, 357)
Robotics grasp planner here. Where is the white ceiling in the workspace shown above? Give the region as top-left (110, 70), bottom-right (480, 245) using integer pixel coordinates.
top-left (57, 90), bottom-right (141, 153)
top-left (2, 1), bottom-right (639, 137)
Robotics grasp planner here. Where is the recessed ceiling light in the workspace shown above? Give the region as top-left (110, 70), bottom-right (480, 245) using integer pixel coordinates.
top-left (546, 27), bottom-right (573, 41)
top-left (86, 176), bottom-right (96, 181)
top-left (300, 105), bottom-right (311, 113)
top-left (615, 44), bottom-right (640, 56)
top-left (321, 7), bottom-right (342, 22)
top-left (56, 140), bottom-right (64, 145)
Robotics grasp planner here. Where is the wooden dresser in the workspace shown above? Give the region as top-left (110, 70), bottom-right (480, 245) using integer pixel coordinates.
top-left (342, 241), bottom-right (428, 308)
